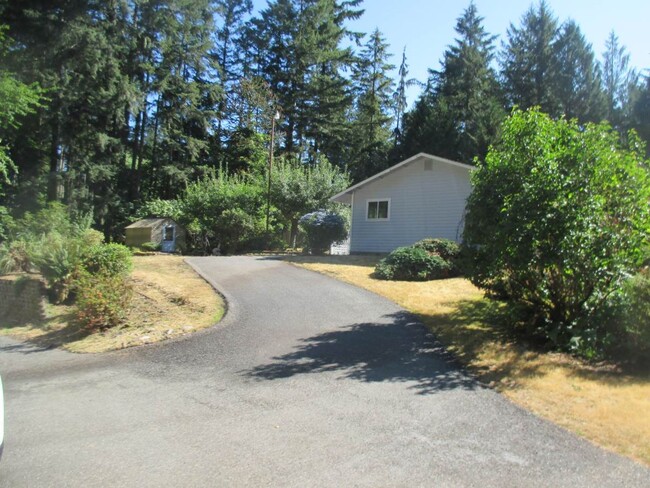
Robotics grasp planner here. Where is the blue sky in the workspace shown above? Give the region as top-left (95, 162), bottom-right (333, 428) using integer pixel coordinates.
top-left (252, 0), bottom-right (649, 106)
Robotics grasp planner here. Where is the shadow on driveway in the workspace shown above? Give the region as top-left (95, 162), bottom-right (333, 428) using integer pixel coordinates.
top-left (243, 311), bottom-right (478, 395)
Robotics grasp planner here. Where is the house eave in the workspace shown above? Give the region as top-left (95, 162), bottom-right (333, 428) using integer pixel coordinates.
top-left (329, 152), bottom-right (473, 204)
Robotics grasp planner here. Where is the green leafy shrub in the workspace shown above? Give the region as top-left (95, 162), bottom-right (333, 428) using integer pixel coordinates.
top-left (375, 246), bottom-right (453, 281)
top-left (271, 156), bottom-right (350, 248)
top-left (139, 242), bottom-right (160, 252)
top-left (214, 208), bottom-right (258, 254)
top-left (463, 108), bottom-right (650, 356)
top-left (74, 271), bottom-right (132, 330)
top-left (413, 238), bottom-right (460, 262)
top-left (606, 270), bottom-right (650, 363)
top-left (299, 210), bottom-right (347, 255)
top-left (0, 205), bottom-right (13, 242)
top-left (180, 171), bottom-right (264, 254)
top-left (0, 240), bottom-right (33, 274)
top-left (31, 235), bottom-right (87, 303)
top-left (1, 204), bottom-right (101, 301)
top-left (10, 202), bottom-right (88, 241)
top-left (134, 199), bottom-right (182, 221)
top-left (81, 243), bottom-right (132, 277)
top-left (72, 243), bottom-right (133, 329)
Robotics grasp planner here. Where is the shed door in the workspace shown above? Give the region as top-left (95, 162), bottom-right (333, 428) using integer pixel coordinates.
top-left (161, 225), bottom-right (175, 253)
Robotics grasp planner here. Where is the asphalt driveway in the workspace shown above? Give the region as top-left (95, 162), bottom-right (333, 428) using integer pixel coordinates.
top-left (0, 256), bottom-right (648, 487)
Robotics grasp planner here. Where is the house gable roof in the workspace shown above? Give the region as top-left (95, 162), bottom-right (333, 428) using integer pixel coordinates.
top-left (125, 217), bottom-right (177, 229)
top-left (330, 153), bottom-right (474, 204)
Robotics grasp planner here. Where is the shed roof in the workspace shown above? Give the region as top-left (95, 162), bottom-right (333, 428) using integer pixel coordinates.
top-left (330, 153), bottom-right (474, 204)
top-left (125, 218), bottom-right (176, 229)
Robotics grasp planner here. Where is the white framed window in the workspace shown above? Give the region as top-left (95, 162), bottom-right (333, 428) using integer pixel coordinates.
top-left (366, 198), bottom-right (390, 221)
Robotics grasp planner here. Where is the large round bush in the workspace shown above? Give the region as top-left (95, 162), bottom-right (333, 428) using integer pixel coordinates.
top-left (463, 108), bottom-right (650, 355)
top-left (413, 238), bottom-right (460, 262)
top-left (82, 243), bottom-right (133, 277)
top-left (375, 246), bottom-right (453, 281)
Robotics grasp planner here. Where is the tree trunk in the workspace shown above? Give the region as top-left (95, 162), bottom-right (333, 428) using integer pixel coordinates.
top-left (47, 106), bottom-right (62, 202)
top-left (290, 218), bottom-right (299, 248)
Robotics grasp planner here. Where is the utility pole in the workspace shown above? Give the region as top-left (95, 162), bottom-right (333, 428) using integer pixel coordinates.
top-left (266, 110), bottom-right (280, 233)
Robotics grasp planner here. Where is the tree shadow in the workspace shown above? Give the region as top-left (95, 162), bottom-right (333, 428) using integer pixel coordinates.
top-left (420, 298), bottom-right (650, 387)
top-left (418, 298), bottom-right (550, 386)
top-left (242, 311), bottom-right (479, 395)
top-left (273, 254), bottom-right (383, 268)
top-left (0, 309), bottom-right (93, 354)
top-left (0, 342), bottom-right (57, 354)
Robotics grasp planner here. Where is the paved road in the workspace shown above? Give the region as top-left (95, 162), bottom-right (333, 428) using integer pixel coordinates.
top-left (0, 256), bottom-right (648, 487)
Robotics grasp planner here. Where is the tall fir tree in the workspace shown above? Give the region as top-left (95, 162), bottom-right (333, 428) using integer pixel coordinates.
top-left (146, 0), bottom-right (221, 200)
top-left (2, 0), bottom-right (137, 235)
top-left (602, 31), bottom-right (637, 128)
top-left (395, 78), bottom-right (438, 160)
top-left (501, 1), bottom-right (560, 115)
top-left (402, 2), bottom-right (503, 164)
top-left (248, 0), bottom-right (362, 165)
top-left (553, 20), bottom-right (604, 123)
top-left (433, 2), bottom-right (504, 163)
top-left (349, 28), bottom-right (395, 181)
top-left (391, 47), bottom-right (416, 150)
top-left (212, 0), bottom-right (253, 140)
top-left (631, 74), bottom-right (650, 156)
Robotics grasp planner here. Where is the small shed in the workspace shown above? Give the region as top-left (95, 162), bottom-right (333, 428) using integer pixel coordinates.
top-left (125, 218), bottom-right (186, 253)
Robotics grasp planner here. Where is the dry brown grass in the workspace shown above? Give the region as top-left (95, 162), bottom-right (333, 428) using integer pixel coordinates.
top-left (286, 254), bottom-right (650, 466)
top-left (0, 255), bottom-right (224, 353)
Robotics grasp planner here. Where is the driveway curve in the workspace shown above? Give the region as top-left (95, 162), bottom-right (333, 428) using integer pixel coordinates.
top-left (0, 256), bottom-right (648, 487)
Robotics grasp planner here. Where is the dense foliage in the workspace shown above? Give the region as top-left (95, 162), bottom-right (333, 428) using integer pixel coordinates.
top-left (610, 269), bottom-right (650, 362)
top-left (270, 157), bottom-right (350, 247)
top-left (412, 238), bottom-right (461, 263)
top-left (179, 171), bottom-right (263, 254)
top-left (299, 210), bottom-right (347, 255)
top-left (375, 238), bottom-right (460, 281)
top-left (81, 243), bottom-right (133, 277)
top-left (0, 203), bottom-right (133, 328)
top-left (0, 1), bottom-right (645, 245)
top-left (75, 243), bottom-right (133, 330)
top-left (463, 108), bottom-right (650, 357)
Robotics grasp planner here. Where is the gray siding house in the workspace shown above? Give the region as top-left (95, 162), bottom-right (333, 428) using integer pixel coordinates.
top-left (330, 153), bottom-right (473, 253)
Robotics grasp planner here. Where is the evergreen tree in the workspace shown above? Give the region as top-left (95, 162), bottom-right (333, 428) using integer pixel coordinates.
top-left (399, 81), bottom-right (437, 158)
top-left (631, 74), bottom-right (650, 157)
top-left (433, 2), bottom-right (504, 163)
top-left (391, 47), bottom-right (417, 151)
top-left (145, 0), bottom-right (221, 200)
top-left (554, 20), bottom-right (604, 123)
top-left (248, 0), bottom-right (362, 164)
top-left (402, 3), bottom-right (503, 164)
top-left (501, 1), bottom-right (560, 115)
top-left (212, 0), bottom-right (253, 140)
top-left (0, 27), bottom-right (43, 198)
top-left (602, 31), bottom-right (637, 127)
top-left (2, 1), bottom-right (137, 235)
top-left (349, 28), bottom-right (395, 181)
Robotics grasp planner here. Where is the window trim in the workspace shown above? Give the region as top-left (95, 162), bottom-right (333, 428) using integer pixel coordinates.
top-left (366, 198), bottom-right (391, 221)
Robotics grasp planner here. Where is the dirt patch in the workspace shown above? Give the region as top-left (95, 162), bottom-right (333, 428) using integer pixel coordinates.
top-left (286, 254), bottom-right (650, 466)
top-left (0, 255), bottom-right (224, 353)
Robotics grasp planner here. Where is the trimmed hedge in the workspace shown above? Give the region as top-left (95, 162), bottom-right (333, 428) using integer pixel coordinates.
top-left (375, 239), bottom-right (460, 281)
top-left (413, 238), bottom-right (460, 262)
